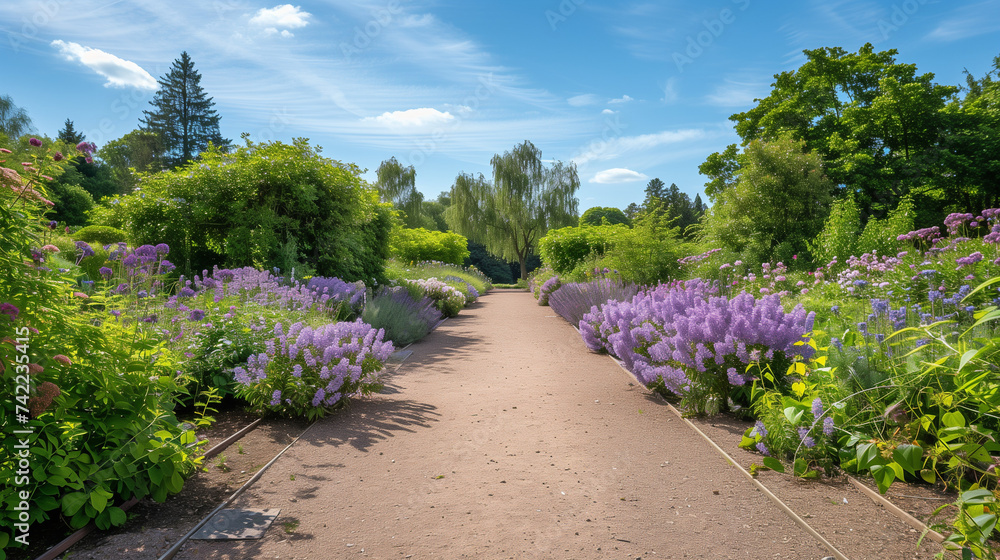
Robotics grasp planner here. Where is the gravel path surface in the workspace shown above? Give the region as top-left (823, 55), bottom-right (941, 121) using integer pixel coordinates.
top-left (176, 291), bottom-right (845, 559)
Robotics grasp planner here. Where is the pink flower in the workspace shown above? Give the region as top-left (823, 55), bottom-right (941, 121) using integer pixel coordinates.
top-left (41, 244), bottom-right (60, 252)
top-left (52, 354), bottom-right (72, 365)
top-left (0, 148), bottom-right (11, 154)
top-left (29, 137), bottom-right (42, 147)
top-left (53, 151), bottom-right (64, 162)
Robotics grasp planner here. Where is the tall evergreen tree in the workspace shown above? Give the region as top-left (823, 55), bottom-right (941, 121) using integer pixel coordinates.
top-left (57, 119), bottom-right (85, 145)
top-left (141, 52), bottom-right (227, 168)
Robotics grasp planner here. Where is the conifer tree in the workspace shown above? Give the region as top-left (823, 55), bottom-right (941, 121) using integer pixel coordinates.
top-left (141, 52), bottom-right (227, 168)
top-left (57, 119), bottom-right (85, 145)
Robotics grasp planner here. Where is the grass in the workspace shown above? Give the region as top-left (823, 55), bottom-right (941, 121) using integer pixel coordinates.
top-left (385, 259), bottom-right (492, 294)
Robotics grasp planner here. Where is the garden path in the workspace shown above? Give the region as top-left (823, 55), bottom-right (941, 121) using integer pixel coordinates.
top-left (174, 291), bottom-right (924, 560)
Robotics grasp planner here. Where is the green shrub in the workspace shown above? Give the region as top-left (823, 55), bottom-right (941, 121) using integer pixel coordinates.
top-left (538, 224), bottom-right (627, 275)
top-left (73, 225), bottom-right (129, 246)
top-left (90, 139), bottom-right (393, 283)
top-left (857, 197), bottom-right (914, 258)
top-left (808, 194), bottom-right (861, 266)
top-left (362, 287), bottom-right (441, 345)
top-left (389, 227), bottom-right (470, 265)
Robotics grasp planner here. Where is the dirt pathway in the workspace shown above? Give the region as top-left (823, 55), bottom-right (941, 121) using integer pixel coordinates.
top-left (170, 291), bottom-right (856, 559)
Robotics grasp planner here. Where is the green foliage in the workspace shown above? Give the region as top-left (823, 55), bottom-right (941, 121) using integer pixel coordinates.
top-left (0, 146), bottom-right (201, 555)
top-left (385, 259), bottom-right (492, 295)
top-left (598, 208), bottom-right (687, 286)
top-left (73, 225), bottom-right (129, 245)
top-left (100, 129), bottom-right (165, 194)
top-left (376, 157), bottom-right (423, 228)
top-left (579, 206), bottom-right (630, 227)
top-left (0, 95), bottom-right (33, 139)
top-left (45, 180), bottom-right (94, 226)
top-left (857, 197), bottom-right (915, 257)
top-left (362, 287), bottom-right (440, 346)
top-left (808, 194), bottom-right (861, 266)
top-left (91, 138), bottom-right (393, 283)
top-left (700, 137), bottom-right (833, 268)
top-left (447, 140), bottom-right (579, 280)
top-left (389, 227), bottom-right (470, 266)
top-left (538, 224), bottom-right (628, 275)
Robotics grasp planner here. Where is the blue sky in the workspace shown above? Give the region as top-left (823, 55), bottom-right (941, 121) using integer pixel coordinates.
top-left (2, 0), bottom-right (999, 211)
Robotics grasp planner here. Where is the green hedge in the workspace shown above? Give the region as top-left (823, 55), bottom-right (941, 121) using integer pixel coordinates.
top-left (389, 227), bottom-right (470, 266)
top-left (538, 224), bottom-right (628, 275)
top-left (73, 225), bottom-right (128, 246)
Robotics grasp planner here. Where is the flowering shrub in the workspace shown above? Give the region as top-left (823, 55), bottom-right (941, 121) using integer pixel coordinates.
top-left (401, 278), bottom-right (466, 318)
top-left (581, 279), bottom-right (815, 414)
top-left (234, 320), bottom-right (393, 420)
top-left (547, 274), bottom-right (639, 326)
top-left (537, 276), bottom-right (561, 306)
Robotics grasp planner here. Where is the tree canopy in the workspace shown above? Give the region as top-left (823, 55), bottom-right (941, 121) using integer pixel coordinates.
top-left (141, 52), bottom-right (227, 168)
top-left (0, 95), bottom-right (32, 140)
top-left (376, 156), bottom-right (424, 228)
top-left (580, 206), bottom-right (630, 227)
top-left (447, 140), bottom-right (579, 279)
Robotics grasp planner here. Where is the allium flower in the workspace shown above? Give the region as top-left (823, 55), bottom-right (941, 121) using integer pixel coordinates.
top-left (74, 241), bottom-right (95, 258)
top-left (189, 309), bottom-right (205, 321)
top-left (99, 266), bottom-right (113, 278)
top-left (29, 138), bottom-right (42, 147)
top-left (48, 220), bottom-right (58, 229)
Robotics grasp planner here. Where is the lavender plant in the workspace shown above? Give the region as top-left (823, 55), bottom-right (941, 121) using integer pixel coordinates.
top-left (581, 279), bottom-right (815, 414)
top-left (362, 287), bottom-right (441, 345)
top-left (537, 275), bottom-right (561, 306)
top-left (547, 274), bottom-right (639, 326)
top-left (234, 319), bottom-right (394, 420)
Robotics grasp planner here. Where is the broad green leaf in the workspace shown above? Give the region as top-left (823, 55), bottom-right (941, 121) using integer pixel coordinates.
top-left (892, 444), bottom-right (923, 475)
top-left (856, 442), bottom-right (881, 470)
top-left (89, 490), bottom-right (108, 513)
top-left (108, 506), bottom-right (127, 526)
top-left (941, 410), bottom-right (965, 428)
top-left (871, 464), bottom-right (896, 494)
top-left (61, 491), bottom-right (88, 516)
top-left (887, 461), bottom-right (905, 481)
top-left (920, 468), bottom-right (936, 484)
top-left (970, 513), bottom-right (997, 532)
top-left (762, 457), bottom-right (785, 473)
top-left (960, 488), bottom-right (996, 505)
top-left (958, 348), bottom-right (980, 372)
top-left (791, 380), bottom-right (806, 397)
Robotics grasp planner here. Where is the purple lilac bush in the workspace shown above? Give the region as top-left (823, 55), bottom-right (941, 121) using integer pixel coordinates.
top-left (581, 279), bottom-right (815, 414)
top-left (547, 277), bottom-right (640, 326)
top-left (233, 319), bottom-right (394, 419)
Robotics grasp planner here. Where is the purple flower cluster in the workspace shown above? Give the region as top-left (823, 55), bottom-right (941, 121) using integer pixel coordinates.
top-left (538, 276), bottom-right (561, 306)
top-left (580, 279), bottom-right (814, 398)
top-left (233, 319), bottom-right (394, 416)
top-left (547, 278), bottom-right (640, 326)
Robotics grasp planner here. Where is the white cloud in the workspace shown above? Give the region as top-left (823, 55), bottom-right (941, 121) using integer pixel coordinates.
top-left (608, 94), bottom-right (633, 104)
top-left (568, 94), bottom-right (601, 107)
top-left (250, 5), bottom-right (312, 30)
top-left (661, 77), bottom-right (678, 103)
top-left (601, 109), bottom-right (616, 115)
top-left (50, 40), bottom-right (157, 90)
top-left (591, 168), bottom-right (648, 184)
top-left (281, 30), bottom-right (294, 38)
top-left (362, 107), bottom-right (456, 127)
top-left (573, 128), bottom-right (707, 166)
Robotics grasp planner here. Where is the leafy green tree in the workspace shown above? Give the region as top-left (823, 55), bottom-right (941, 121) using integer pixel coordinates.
top-left (701, 137), bottom-right (833, 266)
top-left (580, 206), bottom-right (630, 227)
top-left (624, 202), bottom-right (641, 221)
top-left (447, 140), bottom-right (579, 280)
top-left (376, 156), bottom-right (424, 228)
top-left (141, 52), bottom-right (227, 168)
top-left (57, 119), bottom-right (85, 145)
top-left (0, 94), bottom-right (32, 140)
top-left (716, 44), bottom-right (959, 218)
top-left (100, 129), bottom-right (165, 193)
top-left (91, 138), bottom-right (392, 281)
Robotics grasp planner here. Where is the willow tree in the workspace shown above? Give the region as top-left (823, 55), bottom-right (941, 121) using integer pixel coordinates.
top-left (448, 140), bottom-right (579, 280)
top-left (376, 156), bottom-right (423, 228)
